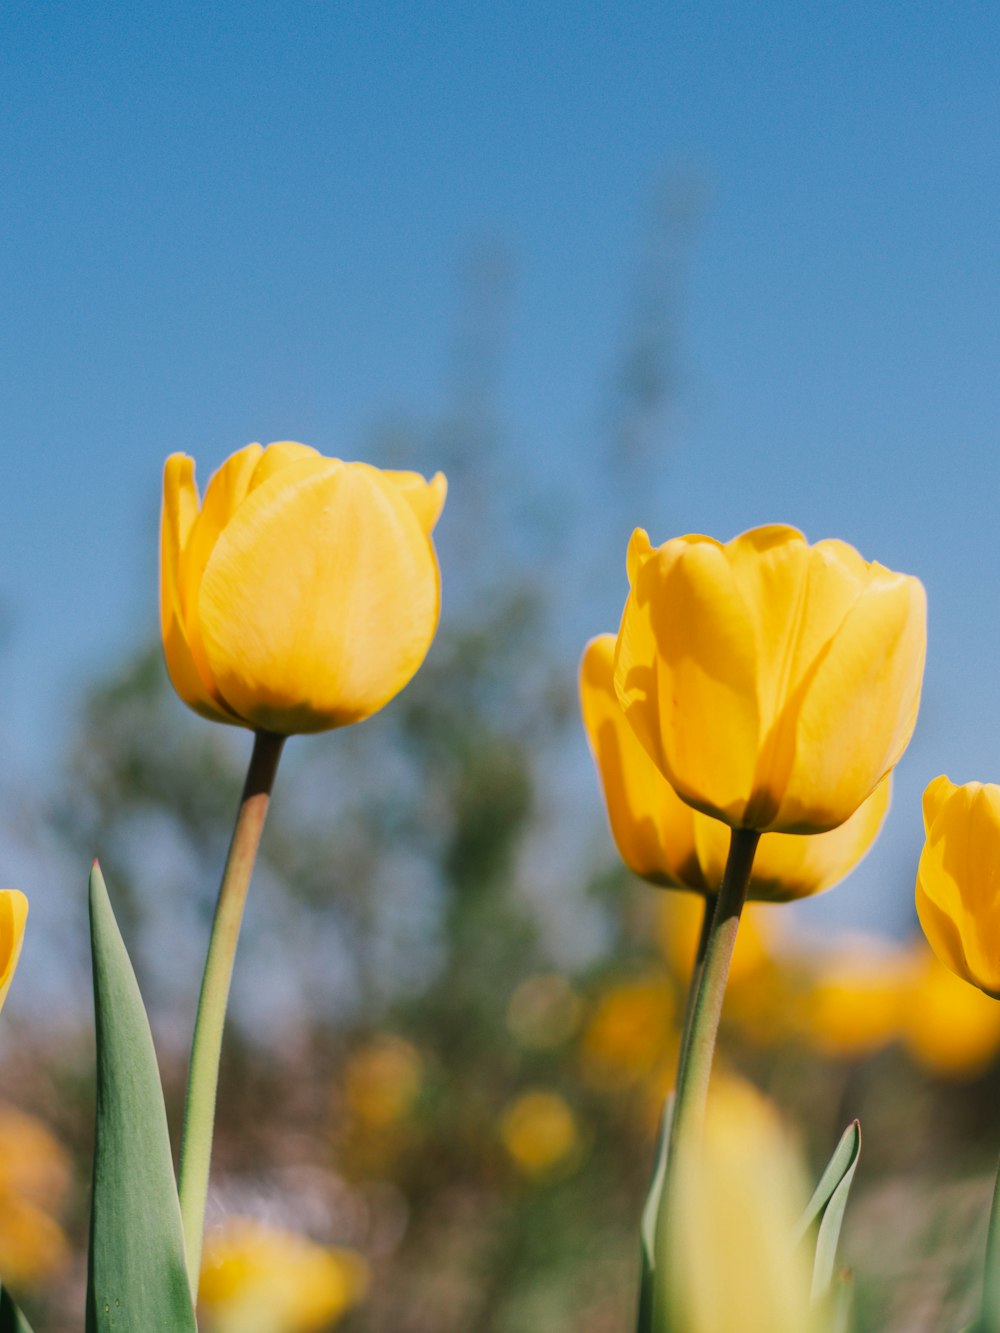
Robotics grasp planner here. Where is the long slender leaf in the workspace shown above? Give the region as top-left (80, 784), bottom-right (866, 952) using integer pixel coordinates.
top-left (0, 1286), bottom-right (34, 1332)
top-left (795, 1120), bottom-right (861, 1243)
top-left (809, 1123), bottom-right (862, 1300)
top-left (636, 1095), bottom-right (673, 1333)
top-left (827, 1267), bottom-right (854, 1333)
top-left (973, 1153), bottom-right (1000, 1333)
top-left (86, 863), bottom-right (197, 1332)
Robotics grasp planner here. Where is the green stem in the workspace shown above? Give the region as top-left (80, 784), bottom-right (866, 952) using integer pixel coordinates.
top-left (177, 729), bottom-right (285, 1292)
top-left (675, 892), bottom-right (714, 1073)
top-left (634, 895), bottom-right (713, 1333)
top-left (652, 826), bottom-right (759, 1325)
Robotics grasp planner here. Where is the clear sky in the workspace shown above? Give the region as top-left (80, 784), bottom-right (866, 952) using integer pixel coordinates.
top-left (2, 0), bottom-right (999, 940)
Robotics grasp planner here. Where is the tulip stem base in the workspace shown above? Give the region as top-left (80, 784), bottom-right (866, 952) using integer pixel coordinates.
top-left (653, 827), bottom-right (759, 1319)
top-left (177, 729), bottom-right (285, 1294)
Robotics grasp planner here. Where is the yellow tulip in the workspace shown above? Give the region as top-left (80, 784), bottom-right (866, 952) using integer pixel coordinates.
top-left (664, 1075), bottom-right (821, 1333)
top-left (902, 941), bottom-right (1000, 1078)
top-left (579, 973), bottom-right (677, 1088)
top-left (161, 442), bottom-right (446, 733)
top-left (0, 1103), bottom-right (71, 1289)
top-left (199, 1218), bottom-right (368, 1333)
top-left (915, 775), bottom-right (1000, 998)
top-left (581, 634), bottom-right (890, 899)
top-left (0, 891), bottom-right (28, 1014)
top-left (798, 935), bottom-right (913, 1058)
top-left (613, 525), bottom-right (926, 833)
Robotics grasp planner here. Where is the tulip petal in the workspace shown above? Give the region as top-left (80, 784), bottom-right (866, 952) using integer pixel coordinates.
top-left (626, 528), bottom-right (655, 586)
top-left (731, 532), bottom-right (875, 828)
top-left (385, 471), bottom-right (448, 535)
top-left (916, 783), bottom-right (1000, 997)
top-left (750, 776), bottom-right (890, 902)
top-left (198, 460), bottom-right (441, 732)
top-left (921, 773), bottom-right (957, 834)
top-left (0, 890), bottom-right (27, 1014)
top-left (580, 636), bottom-right (708, 892)
top-left (615, 535), bottom-right (761, 827)
top-left (770, 568), bottom-right (926, 831)
top-left (248, 441), bottom-right (325, 493)
top-left (160, 455), bottom-right (236, 723)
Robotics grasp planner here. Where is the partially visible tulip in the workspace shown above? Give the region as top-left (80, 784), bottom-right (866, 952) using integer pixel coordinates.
top-left (903, 942), bottom-right (1000, 1078)
top-left (579, 973), bottom-right (677, 1089)
top-left (0, 1103), bottom-right (70, 1288)
top-left (799, 936), bottom-right (914, 1059)
top-left (581, 635), bottom-right (891, 900)
top-left (915, 776), bottom-right (1000, 998)
top-left (613, 525), bottom-right (926, 833)
top-left (663, 1075), bottom-right (821, 1333)
top-left (161, 442), bottom-right (446, 733)
top-left (0, 890), bottom-right (28, 1014)
top-left (198, 1218), bottom-right (368, 1333)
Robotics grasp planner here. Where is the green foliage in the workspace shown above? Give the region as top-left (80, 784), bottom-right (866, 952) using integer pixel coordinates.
top-left (798, 1119), bottom-right (862, 1300)
top-left (0, 1287), bottom-right (34, 1333)
top-left (86, 864), bottom-right (196, 1332)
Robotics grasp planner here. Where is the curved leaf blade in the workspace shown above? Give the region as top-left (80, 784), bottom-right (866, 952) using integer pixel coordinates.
top-left (809, 1123), bottom-right (862, 1300)
top-left (795, 1120), bottom-right (861, 1244)
top-left (0, 1286), bottom-right (34, 1332)
top-left (86, 863), bottom-right (196, 1332)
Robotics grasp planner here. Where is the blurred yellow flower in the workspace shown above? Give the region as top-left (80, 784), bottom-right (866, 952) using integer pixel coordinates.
top-left (499, 1090), bottom-right (581, 1177)
top-left (902, 942), bottom-right (1000, 1078)
top-left (344, 1035), bottom-right (423, 1128)
top-left (579, 973), bottom-right (677, 1088)
top-left (798, 936), bottom-right (914, 1058)
top-left (915, 775), bottom-right (1000, 998)
top-left (199, 1218), bottom-right (368, 1333)
top-left (0, 890), bottom-right (27, 1014)
top-left (664, 1075), bottom-right (821, 1333)
top-left (0, 1104), bottom-right (71, 1289)
top-left (161, 442), bottom-right (446, 733)
top-left (614, 525), bottom-right (925, 833)
top-left (581, 634), bottom-right (890, 900)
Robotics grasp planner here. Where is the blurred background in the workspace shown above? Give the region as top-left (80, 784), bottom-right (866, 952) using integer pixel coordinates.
top-left (2, 2), bottom-right (1000, 1328)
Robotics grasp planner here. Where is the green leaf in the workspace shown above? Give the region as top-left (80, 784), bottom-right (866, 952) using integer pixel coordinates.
top-left (635, 1094), bottom-right (673, 1333)
top-left (0, 1285), bottom-right (34, 1332)
top-left (973, 1153), bottom-right (1000, 1333)
top-left (827, 1267), bottom-right (854, 1333)
top-left (86, 863), bottom-right (197, 1332)
top-left (797, 1120), bottom-right (861, 1301)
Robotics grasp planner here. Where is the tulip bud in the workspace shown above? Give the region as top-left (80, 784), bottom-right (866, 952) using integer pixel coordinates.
top-left (160, 442), bottom-right (446, 733)
top-left (613, 525), bottom-right (926, 833)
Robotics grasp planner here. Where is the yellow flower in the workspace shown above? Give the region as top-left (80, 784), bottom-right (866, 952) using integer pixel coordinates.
top-left (664, 1075), bottom-right (821, 1333)
top-left (0, 890), bottom-right (27, 1013)
top-left (0, 1103), bottom-right (71, 1289)
top-left (199, 1218), bottom-right (368, 1333)
top-left (579, 974), bottom-right (677, 1088)
top-left (499, 1090), bottom-right (582, 1177)
top-left (344, 1035), bottom-right (423, 1128)
top-left (161, 442), bottom-right (446, 733)
top-left (581, 635), bottom-right (890, 899)
top-left (613, 525), bottom-right (926, 833)
top-left (0, 890), bottom-right (28, 1014)
top-left (915, 775), bottom-right (1000, 998)
top-left (902, 941), bottom-right (1000, 1079)
top-left (798, 935), bottom-right (913, 1058)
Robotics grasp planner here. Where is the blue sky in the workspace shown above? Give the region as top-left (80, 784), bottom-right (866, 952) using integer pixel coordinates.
top-left (2, 0), bottom-right (999, 940)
